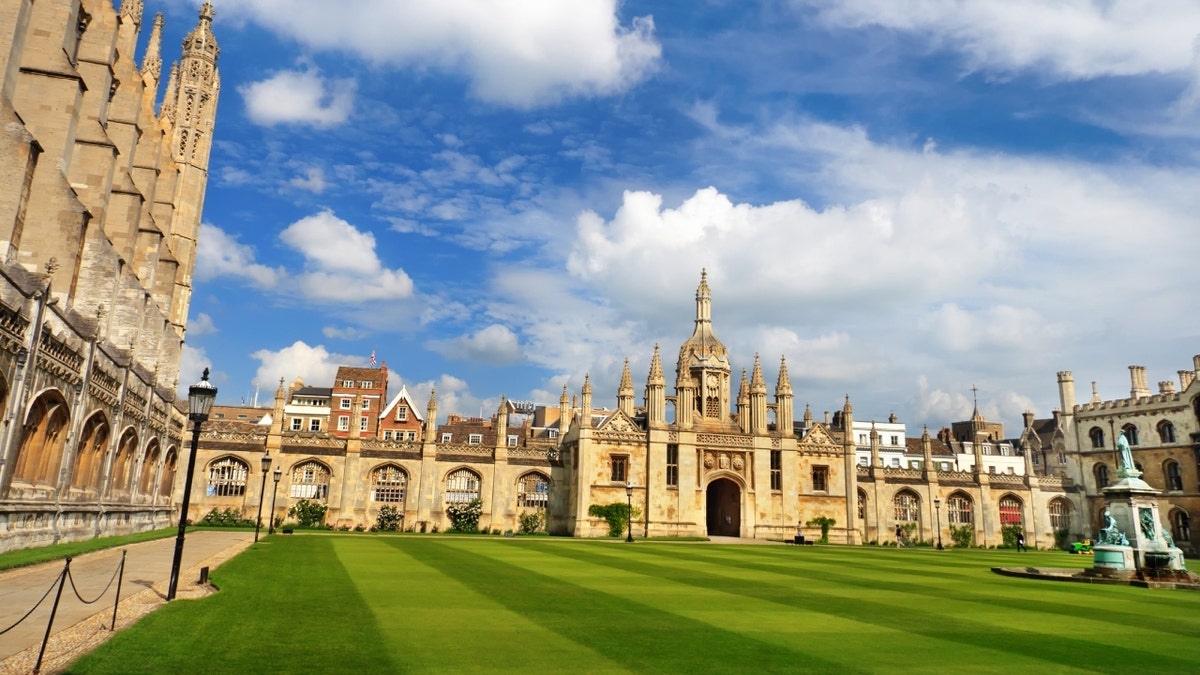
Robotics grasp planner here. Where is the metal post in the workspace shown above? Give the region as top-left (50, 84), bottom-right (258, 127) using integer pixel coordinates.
top-left (255, 453), bottom-right (271, 542)
top-left (34, 558), bottom-right (70, 674)
top-left (625, 482), bottom-right (633, 543)
top-left (934, 498), bottom-right (943, 550)
top-left (167, 418), bottom-right (202, 600)
top-left (269, 466), bottom-right (281, 535)
top-left (110, 550), bottom-right (126, 631)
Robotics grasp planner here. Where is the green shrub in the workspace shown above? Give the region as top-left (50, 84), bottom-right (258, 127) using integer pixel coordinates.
top-left (1000, 524), bottom-right (1023, 548)
top-left (588, 503), bottom-right (631, 537)
top-left (949, 524), bottom-right (974, 548)
top-left (1053, 528), bottom-right (1071, 551)
top-left (198, 507), bottom-right (255, 528)
top-left (288, 499), bottom-right (329, 529)
top-left (805, 516), bottom-right (836, 544)
top-left (375, 506), bottom-right (403, 532)
top-left (447, 499), bottom-right (483, 533)
top-left (518, 510), bottom-right (545, 535)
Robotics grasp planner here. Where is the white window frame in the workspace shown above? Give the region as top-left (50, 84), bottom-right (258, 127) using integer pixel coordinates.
top-left (441, 432), bottom-right (452, 443)
top-left (468, 433), bottom-right (483, 445)
top-left (291, 418), bottom-right (302, 431)
top-left (507, 435), bottom-right (518, 447)
top-left (337, 415), bottom-right (349, 431)
top-left (360, 416), bottom-right (369, 432)
top-left (309, 418), bottom-right (321, 432)
top-left (340, 398), bottom-right (351, 410)
top-left (396, 406), bottom-right (408, 422)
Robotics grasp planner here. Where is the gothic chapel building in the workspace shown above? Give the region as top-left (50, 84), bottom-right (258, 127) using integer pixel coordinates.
top-left (0, 1), bottom-right (219, 552)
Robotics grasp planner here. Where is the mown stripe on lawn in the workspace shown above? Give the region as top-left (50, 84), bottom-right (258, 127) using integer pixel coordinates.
top-left (392, 538), bottom-right (860, 674)
top-left (331, 537), bottom-right (626, 673)
top-left (67, 537), bottom-right (397, 674)
top-left (533, 543), bottom-right (1199, 673)
top-left (636, 545), bottom-right (1200, 641)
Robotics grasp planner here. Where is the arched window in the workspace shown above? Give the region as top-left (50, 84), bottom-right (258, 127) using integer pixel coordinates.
top-left (159, 448), bottom-right (177, 498)
top-left (72, 413), bottom-right (110, 491)
top-left (516, 472), bottom-right (550, 509)
top-left (1171, 509), bottom-right (1190, 543)
top-left (1094, 463), bottom-right (1109, 489)
top-left (1049, 498), bottom-right (1070, 531)
top-left (207, 457), bottom-right (249, 497)
top-left (1121, 423), bottom-right (1138, 446)
top-left (893, 491), bottom-right (919, 523)
top-left (947, 494), bottom-right (973, 525)
top-left (857, 488), bottom-right (867, 520)
top-left (445, 468), bottom-right (481, 504)
top-left (290, 460), bottom-right (330, 500)
top-left (1158, 420), bottom-right (1176, 444)
top-left (108, 429), bottom-right (139, 496)
top-left (1088, 427), bottom-right (1104, 449)
top-left (13, 393), bottom-right (71, 486)
top-left (370, 464), bottom-right (407, 503)
top-left (1165, 460), bottom-right (1184, 492)
top-left (998, 495), bottom-right (1023, 526)
top-left (138, 442), bottom-right (161, 495)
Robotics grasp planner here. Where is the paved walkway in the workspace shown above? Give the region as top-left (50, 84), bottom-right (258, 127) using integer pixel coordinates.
top-left (0, 530), bottom-right (254, 672)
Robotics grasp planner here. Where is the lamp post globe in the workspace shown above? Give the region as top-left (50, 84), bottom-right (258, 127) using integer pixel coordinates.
top-left (167, 368), bottom-right (217, 601)
top-left (269, 466), bottom-right (282, 535)
top-left (625, 482), bottom-right (634, 543)
top-left (255, 452), bottom-right (272, 542)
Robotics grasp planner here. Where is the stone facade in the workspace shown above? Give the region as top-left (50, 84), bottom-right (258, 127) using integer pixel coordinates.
top-left (1054, 363), bottom-right (1200, 555)
top-left (182, 273), bottom-right (1073, 549)
top-left (0, 1), bottom-right (218, 552)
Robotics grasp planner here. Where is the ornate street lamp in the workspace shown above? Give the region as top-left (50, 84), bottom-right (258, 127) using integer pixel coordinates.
top-left (625, 482), bottom-right (634, 543)
top-left (934, 497), bottom-right (944, 551)
top-left (269, 466), bottom-right (282, 535)
top-left (167, 368), bottom-right (217, 601)
top-left (255, 452), bottom-right (272, 542)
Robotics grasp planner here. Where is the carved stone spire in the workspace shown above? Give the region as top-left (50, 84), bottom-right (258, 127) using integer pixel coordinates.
top-left (160, 62), bottom-right (178, 121)
top-left (121, 0), bottom-right (144, 27)
top-left (750, 354), bottom-right (766, 394)
top-left (775, 355), bottom-right (792, 397)
top-left (617, 359), bottom-right (634, 416)
top-left (648, 343), bottom-right (663, 385)
top-left (644, 345), bottom-right (666, 426)
top-left (141, 13), bottom-right (163, 82)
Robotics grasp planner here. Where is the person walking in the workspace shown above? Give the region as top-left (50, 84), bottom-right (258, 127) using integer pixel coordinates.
top-left (1016, 532), bottom-right (1027, 552)
top-left (895, 524), bottom-right (904, 548)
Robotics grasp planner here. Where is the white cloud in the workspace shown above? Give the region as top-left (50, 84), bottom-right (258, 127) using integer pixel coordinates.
top-left (536, 115), bottom-right (1200, 428)
top-left (178, 343), bottom-right (212, 399)
top-left (187, 312), bottom-right (218, 336)
top-left (279, 210), bottom-right (415, 302)
top-left (322, 325), bottom-right (364, 340)
top-left (427, 324), bottom-right (522, 365)
top-left (224, 1), bottom-right (661, 107)
top-left (796, 0), bottom-right (1200, 81)
top-left (250, 341), bottom-right (368, 392)
top-left (289, 167), bottom-right (328, 193)
top-left (194, 223), bottom-right (284, 287)
top-left (239, 67), bottom-right (356, 127)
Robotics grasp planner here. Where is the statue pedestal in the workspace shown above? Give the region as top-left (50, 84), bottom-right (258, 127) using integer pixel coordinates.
top-left (1099, 474), bottom-right (1185, 572)
top-left (1093, 545), bottom-right (1135, 570)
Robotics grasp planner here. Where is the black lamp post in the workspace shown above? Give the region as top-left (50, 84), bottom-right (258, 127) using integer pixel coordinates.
top-left (269, 466), bottom-right (282, 535)
top-left (934, 497), bottom-right (943, 550)
top-left (254, 452), bottom-right (271, 542)
top-left (167, 368), bottom-right (217, 601)
top-left (625, 482), bottom-right (634, 543)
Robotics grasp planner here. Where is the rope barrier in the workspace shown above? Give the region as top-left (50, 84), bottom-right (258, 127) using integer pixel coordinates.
top-left (66, 553), bottom-right (124, 605)
top-left (0, 566), bottom-right (65, 635)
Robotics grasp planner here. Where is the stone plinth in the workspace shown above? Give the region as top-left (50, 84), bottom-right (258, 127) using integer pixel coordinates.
top-left (1100, 473), bottom-right (1186, 571)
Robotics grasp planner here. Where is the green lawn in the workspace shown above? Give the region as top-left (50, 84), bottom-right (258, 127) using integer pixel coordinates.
top-left (66, 537), bottom-right (1200, 673)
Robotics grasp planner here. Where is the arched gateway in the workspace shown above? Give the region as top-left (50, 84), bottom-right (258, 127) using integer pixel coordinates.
top-left (706, 478), bottom-right (741, 536)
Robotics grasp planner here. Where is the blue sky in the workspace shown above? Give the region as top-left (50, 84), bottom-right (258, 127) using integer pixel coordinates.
top-left (162, 0), bottom-right (1200, 432)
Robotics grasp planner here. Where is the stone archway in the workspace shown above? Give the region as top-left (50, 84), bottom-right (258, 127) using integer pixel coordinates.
top-left (706, 477), bottom-right (741, 536)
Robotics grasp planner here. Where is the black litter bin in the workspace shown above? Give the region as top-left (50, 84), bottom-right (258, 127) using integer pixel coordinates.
top-left (794, 535), bottom-right (805, 545)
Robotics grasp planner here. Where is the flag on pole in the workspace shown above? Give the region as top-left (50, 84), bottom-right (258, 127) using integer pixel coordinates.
top-left (370, 350), bottom-right (377, 367)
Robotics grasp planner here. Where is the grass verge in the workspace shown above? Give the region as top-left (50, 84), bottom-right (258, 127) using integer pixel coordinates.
top-left (0, 528), bottom-right (176, 572)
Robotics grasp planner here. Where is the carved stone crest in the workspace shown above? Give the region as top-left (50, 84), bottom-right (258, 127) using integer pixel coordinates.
top-left (704, 452), bottom-right (715, 469)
